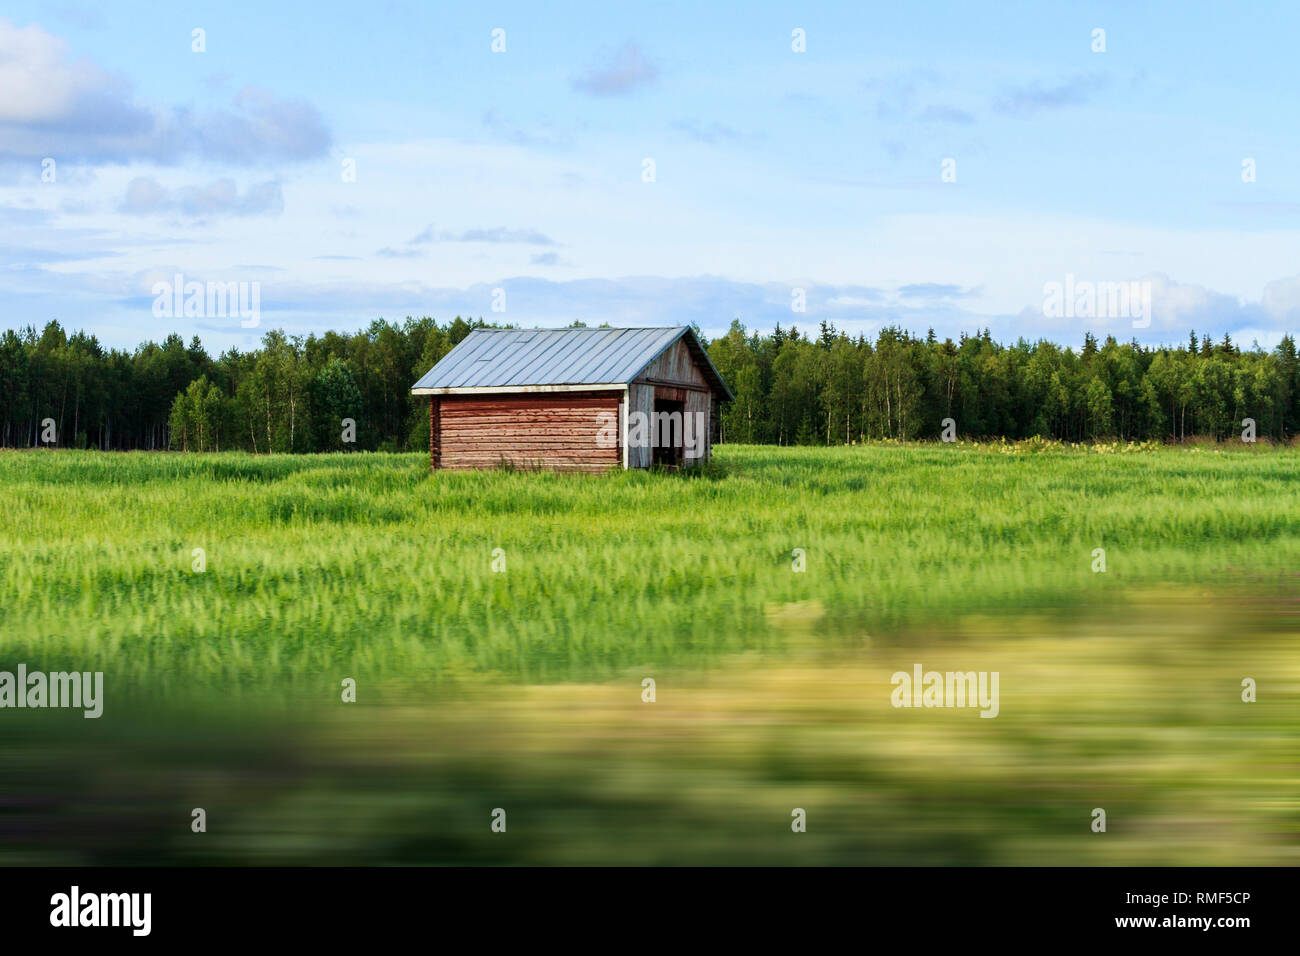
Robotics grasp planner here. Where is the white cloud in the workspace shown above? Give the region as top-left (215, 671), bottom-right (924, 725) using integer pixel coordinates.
top-left (0, 19), bottom-right (108, 122)
top-left (119, 177), bottom-right (285, 218)
top-left (0, 20), bottom-right (330, 165)
top-left (1260, 275), bottom-right (1300, 320)
top-left (572, 41), bottom-right (658, 96)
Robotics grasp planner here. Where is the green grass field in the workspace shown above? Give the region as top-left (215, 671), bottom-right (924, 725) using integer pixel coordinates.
top-left (1, 444), bottom-right (1297, 864)
top-left (4, 442), bottom-right (1300, 687)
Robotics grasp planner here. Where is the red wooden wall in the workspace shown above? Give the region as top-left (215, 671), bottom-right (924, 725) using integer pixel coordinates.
top-left (431, 391), bottom-right (622, 472)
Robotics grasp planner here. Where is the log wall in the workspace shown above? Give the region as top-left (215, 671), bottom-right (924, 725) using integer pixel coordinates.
top-left (435, 391), bottom-right (622, 472)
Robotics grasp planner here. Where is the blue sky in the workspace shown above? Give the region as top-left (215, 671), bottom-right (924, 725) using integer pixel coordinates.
top-left (3, 0), bottom-right (1300, 352)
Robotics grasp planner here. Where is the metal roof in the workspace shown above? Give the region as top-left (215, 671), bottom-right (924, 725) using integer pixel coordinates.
top-left (411, 326), bottom-right (733, 400)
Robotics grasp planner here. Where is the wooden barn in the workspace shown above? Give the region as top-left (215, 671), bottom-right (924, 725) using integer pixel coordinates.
top-left (411, 326), bottom-right (732, 472)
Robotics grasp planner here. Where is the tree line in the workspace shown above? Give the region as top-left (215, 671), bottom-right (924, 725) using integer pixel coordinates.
top-left (0, 317), bottom-right (482, 452)
top-left (1, 316), bottom-right (1297, 452)
top-left (707, 320), bottom-right (1300, 444)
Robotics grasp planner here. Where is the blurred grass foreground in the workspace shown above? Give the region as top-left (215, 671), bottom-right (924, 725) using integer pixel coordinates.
top-left (0, 443), bottom-right (1297, 864)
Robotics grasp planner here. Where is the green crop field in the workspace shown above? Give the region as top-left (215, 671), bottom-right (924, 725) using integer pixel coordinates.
top-left (4, 442), bottom-right (1300, 687)
top-left (1, 443), bottom-right (1298, 865)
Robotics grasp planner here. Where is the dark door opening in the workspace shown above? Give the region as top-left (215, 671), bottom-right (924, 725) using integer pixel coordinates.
top-left (652, 398), bottom-right (685, 468)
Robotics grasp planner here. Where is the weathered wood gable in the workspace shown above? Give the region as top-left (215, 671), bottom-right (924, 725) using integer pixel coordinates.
top-left (626, 338), bottom-right (713, 469)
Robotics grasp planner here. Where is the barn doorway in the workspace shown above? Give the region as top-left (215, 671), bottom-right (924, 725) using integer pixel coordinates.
top-left (652, 398), bottom-right (685, 468)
